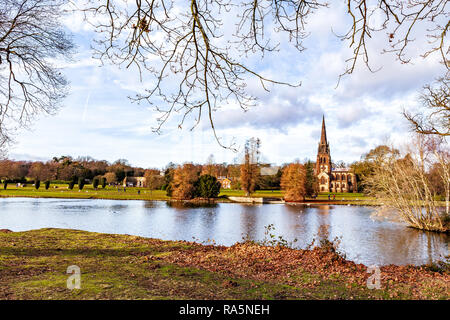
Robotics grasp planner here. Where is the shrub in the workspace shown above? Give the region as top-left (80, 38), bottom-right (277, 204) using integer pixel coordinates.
top-left (3, 181), bottom-right (7, 190)
top-left (35, 179), bottom-right (40, 190)
top-left (195, 174), bottom-right (221, 198)
top-left (68, 181), bottom-right (75, 190)
top-left (78, 177), bottom-right (85, 190)
top-left (101, 177), bottom-right (106, 189)
top-left (93, 177), bottom-right (99, 189)
top-left (44, 181), bottom-right (50, 190)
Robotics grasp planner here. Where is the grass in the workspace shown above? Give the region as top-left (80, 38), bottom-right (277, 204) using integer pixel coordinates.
top-left (0, 228), bottom-right (447, 300)
top-left (0, 184), bottom-right (373, 204)
top-left (0, 184), bottom-right (170, 201)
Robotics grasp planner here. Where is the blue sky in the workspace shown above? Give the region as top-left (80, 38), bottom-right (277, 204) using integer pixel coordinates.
top-left (7, 2), bottom-right (445, 168)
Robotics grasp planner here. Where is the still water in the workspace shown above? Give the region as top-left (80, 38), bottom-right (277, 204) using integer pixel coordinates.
top-left (0, 198), bottom-right (448, 266)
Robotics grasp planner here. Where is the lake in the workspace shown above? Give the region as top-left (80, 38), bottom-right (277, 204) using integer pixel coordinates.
top-left (0, 197), bottom-right (448, 266)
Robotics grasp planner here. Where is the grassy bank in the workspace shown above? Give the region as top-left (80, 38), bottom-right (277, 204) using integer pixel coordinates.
top-left (0, 228), bottom-right (448, 300)
top-left (0, 184), bottom-right (372, 204)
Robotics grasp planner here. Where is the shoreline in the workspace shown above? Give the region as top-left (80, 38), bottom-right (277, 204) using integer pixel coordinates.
top-left (0, 193), bottom-right (377, 206)
top-left (0, 228), bottom-right (448, 300)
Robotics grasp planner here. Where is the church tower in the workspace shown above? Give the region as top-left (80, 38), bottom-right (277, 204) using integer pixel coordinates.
top-left (315, 115), bottom-right (332, 191)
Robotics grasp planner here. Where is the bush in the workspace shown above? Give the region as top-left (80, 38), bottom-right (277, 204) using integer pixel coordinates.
top-left (101, 177), bottom-right (106, 189)
top-left (195, 174), bottom-right (221, 198)
top-left (44, 181), bottom-right (50, 190)
top-left (93, 177), bottom-right (99, 189)
top-left (68, 181), bottom-right (75, 190)
top-left (35, 179), bottom-right (40, 190)
top-left (3, 181), bottom-right (7, 190)
top-left (78, 177), bottom-right (85, 190)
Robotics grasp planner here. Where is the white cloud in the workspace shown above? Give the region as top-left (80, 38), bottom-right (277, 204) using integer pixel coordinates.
top-left (7, 4), bottom-right (447, 168)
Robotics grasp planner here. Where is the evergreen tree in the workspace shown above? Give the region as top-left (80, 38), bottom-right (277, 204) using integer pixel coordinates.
top-left (304, 160), bottom-right (319, 197)
top-left (93, 177), bottom-right (99, 189)
top-left (35, 179), bottom-right (40, 190)
top-left (3, 181), bottom-right (7, 190)
top-left (195, 174), bottom-right (221, 198)
top-left (44, 181), bottom-right (50, 190)
top-left (78, 177), bottom-right (85, 190)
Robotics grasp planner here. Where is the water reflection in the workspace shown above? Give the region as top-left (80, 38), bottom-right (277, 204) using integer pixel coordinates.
top-left (0, 197), bottom-right (447, 266)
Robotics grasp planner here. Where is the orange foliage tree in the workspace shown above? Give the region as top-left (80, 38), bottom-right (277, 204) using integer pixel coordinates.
top-left (281, 163), bottom-right (307, 201)
top-left (171, 163), bottom-right (200, 200)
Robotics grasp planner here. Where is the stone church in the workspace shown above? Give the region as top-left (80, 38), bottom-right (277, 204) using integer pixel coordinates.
top-left (315, 116), bottom-right (357, 193)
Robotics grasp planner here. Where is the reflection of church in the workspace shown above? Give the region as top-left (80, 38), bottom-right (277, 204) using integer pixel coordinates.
top-left (315, 116), bottom-right (357, 193)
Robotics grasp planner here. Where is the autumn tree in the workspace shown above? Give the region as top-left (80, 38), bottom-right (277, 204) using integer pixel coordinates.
top-left (240, 138), bottom-right (260, 196)
top-left (0, 0), bottom-right (74, 152)
top-left (351, 145), bottom-right (400, 192)
top-left (202, 154), bottom-right (218, 177)
top-left (144, 169), bottom-right (164, 196)
top-left (281, 163), bottom-right (307, 202)
top-left (104, 172), bottom-right (117, 184)
top-left (171, 163), bottom-right (200, 200)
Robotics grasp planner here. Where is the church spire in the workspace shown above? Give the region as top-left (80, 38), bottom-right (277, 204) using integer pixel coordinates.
top-left (320, 115), bottom-right (327, 144)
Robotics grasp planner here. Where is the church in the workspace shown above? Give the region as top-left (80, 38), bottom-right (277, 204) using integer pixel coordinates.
top-left (315, 116), bottom-right (357, 193)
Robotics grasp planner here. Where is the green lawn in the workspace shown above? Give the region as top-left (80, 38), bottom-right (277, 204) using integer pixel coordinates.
top-left (0, 184), bottom-right (169, 201)
top-left (0, 184), bottom-right (372, 203)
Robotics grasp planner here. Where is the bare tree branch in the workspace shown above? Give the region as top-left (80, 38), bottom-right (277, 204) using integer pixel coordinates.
top-left (0, 0), bottom-right (74, 153)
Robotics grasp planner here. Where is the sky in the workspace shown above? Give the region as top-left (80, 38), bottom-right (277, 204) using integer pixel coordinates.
top-left (7, 2), bottom-right (446, 169)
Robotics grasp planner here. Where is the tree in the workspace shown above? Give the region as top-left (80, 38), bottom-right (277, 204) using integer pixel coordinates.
top-left (351, 145), bottom-right (400, 192)
top-left (202, 154), bottom-right (218, 177)
top-left (68, 180), bottom-right (75, 190)
top-left (44, 180), bottom-right (50, 190)
top-left (101, 177), bottom-right (107, 189)
top-left (78, 177), bottom-right (85, 191)
top-left (144, 169), bottom-right (163, 196)
top-left (78, 0), bottom-right (448, 148)
top-left (3, 180), bottom-right (7, 189)
top-left (280, 163), bottom-right (307, 202)
top-left (240, 138), bottom-right (260, 196)
top-left (171, 163), bottom-right (200, 200)
top-left (163, 163), bottom-right (176, 193)
top-left (304, 160), bottom-right (318, 197)
top-left (404, 77), bottom-right (449, 137)
top-left (364, 135), bottom-right (449, 232)
top-left (34, 179), bottom-right (40, 190)
top-left (0, 0), bottom-right (74, 152)
top-left (195, 174), bottom-right (221, 198)
top-left (92, 177), bottom-right (99, 190)
top-left (104, 172), bottom-right (117, 184)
